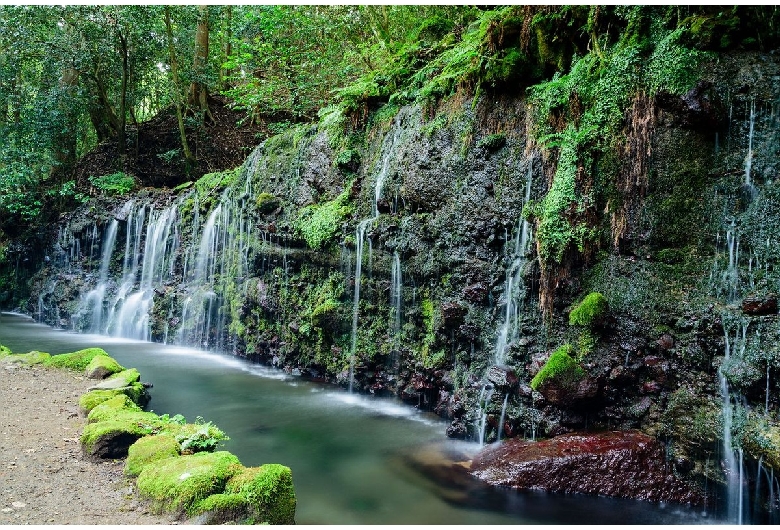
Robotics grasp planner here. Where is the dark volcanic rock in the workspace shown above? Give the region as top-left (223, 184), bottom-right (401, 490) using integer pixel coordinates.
top-left (742, 295), bottom-right (778, 315)
top-left (470, 430), bottom-right (705, 506)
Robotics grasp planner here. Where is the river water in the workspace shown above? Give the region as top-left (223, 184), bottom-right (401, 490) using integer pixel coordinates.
top-left (0, 312), bottom-right (720, 524)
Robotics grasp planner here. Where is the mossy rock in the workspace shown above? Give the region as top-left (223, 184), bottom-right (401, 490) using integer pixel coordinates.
top-left (5, 351), bottom-right (51, 365)
top-left (78, 383), bottom-right (150, 414)
top-left (0, 344), bottom-right (11, 357)
top-left (256, 192), bottom-right (280, 214)
top-left (45, 347), bottom-right (110, 371)
top-left (89, 368), bottom-right (141, 390)
top-left (136, 451), bottom-right (243, 515)
top-left (742, 419), bottom-right (780, 472)
top-left (125, 434), bottom-right (182, 477)
top-left (569, 292), bottom-right (609, 328)
top-left (225, 464), bottom-right (296, 524)
top-left (86, 394), bottom-right (142, 423)
top-left (530, 344), bottom-right (585, 392)
top-left (80, 410), bottom-right (165, 460)
top-left (191, 493), bottom-right (252, 524)
top-left (85, 354), bottom-right (125, 379)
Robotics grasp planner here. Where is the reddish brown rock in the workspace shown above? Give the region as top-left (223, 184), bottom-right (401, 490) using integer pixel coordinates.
top-left (470, 430), bottom-right (705, 506)
top-left (742, 295), bottom-right (778, 315)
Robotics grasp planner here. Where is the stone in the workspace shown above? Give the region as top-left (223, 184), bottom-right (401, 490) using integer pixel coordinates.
top-left (485, 365), bottom-right (518, 389)
top-left (84, 355), bottom-right (125, 380)
top-left (742, 295), bottom-right (778, 315)
top-left (470, 430), bottom-right (705, 506)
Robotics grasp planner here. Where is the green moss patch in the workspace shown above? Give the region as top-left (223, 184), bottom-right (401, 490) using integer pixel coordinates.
top-left (85, 354), bottom-right (125, 379)
top-left (191, 493), bottom-right (252, 524)
top-left (0, 344), bottom-right (11, 357)
top-left (45, 347), bottom-right (110, 371)
top-left (530, 344), bottom-right (586, 391)
top-left (569, 292), bottom-right (609, 328)
top-left (86, 394), bottom-right (142, 423)
top-left (136, 451), bottom-right (243, 515)
top-left (80, 410), bottom-right (166, 459)
top-left (79, 383), bottom-right (149, 414)
top-left (225, 464), bottom-right (296, 525)
top-left (5, 351), bottom-right (51, 365)
top-left (125, 434), bottom-right (182, 477)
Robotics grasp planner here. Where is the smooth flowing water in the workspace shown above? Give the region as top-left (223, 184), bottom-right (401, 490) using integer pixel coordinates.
top-left (0, 312), bottom-right (718, 524)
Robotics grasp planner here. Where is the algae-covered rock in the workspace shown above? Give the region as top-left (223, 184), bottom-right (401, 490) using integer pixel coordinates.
top-left (80, 410), bottom-right (165, 459)
top-left (225, 464), bottom-right (296, 524)
top-left (45, 347), bottom-right (110, 371)
top-left (86, 394), bottom-right (141, 423)
top-left (0, 344), bottom-right (11, 357)
top-left (742, 418), bottom-right (780, 472)
top-left (125, 434), bottom-right (181, 477)
top-left (136, 451), bottom-right (243, 515)
top-left (569, 292), bottom-right (609, 328)
top-left (191, 493), bottom-right (252, 524)
top-left (89, 368), bottom-right (141, 390)
top-left (85, 354), bottom-right (125, 379)
top-left (5, 351), bottom-right (51, 365)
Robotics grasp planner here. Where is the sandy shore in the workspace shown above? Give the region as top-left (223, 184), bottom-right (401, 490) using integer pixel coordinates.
top-left (0, 361), bottom-right (178, 525)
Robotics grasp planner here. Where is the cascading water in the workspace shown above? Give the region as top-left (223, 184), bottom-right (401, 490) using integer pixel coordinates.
top-left (494, 162), bottom-right (534, 366)
top-left (390, 250), bottom-right (402, 355)
top-left (73, 220), bottom-right (118, 333)
top-left (349, 116), bottom-right (404, 392)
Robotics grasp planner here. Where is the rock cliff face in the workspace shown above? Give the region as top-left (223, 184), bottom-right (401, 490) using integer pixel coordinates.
top-left (10, 48), bottom-right (780, 518)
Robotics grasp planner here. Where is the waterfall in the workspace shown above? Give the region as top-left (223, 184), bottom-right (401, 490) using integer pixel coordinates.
top-left (744, 99), bottom-right (755, 189)
top-left (720, 320), bottom-right (748, 524)
top-left (495, 162), bottom-right (534, 366)
top-left (74, 220), bottom-right (119, 333)
top-left (497, 393), bottom-right (509, 442)
top-left (390, 251), bottom-right (402, 353)
top-left (349, 117), bottom-right (404, 392)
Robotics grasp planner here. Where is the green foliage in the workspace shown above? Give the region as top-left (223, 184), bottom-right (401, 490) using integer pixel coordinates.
top-left (530, 344), bottom-right (585, 391)
top-left (176, 417), bottom-right (230, 454)
top-left (295, 189), bottom-right (352, 250)
top-left (648, 27), bottom-right (711, 95)
top-left (88, 172), bottom-right (136, 196)
top-left (195, 167), bottom-right (240, 196)
top-left (419, 294), bottom-right (443, 368)
top-left (569, 292), bottom-right (609, 327)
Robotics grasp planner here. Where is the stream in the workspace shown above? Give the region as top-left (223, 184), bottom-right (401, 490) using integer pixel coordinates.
top-left (0, 312), bottom-right (719, 524)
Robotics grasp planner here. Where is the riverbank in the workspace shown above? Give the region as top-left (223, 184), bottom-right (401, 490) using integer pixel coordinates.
top-left (0, 360), bottom-right (176, 524)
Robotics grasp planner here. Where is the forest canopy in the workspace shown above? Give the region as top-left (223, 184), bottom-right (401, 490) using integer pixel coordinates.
top-left (0, 5), bottom-right (775, 235)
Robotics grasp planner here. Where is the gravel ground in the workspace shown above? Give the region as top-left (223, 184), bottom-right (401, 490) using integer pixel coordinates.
top-left (0, 361), bottom-right (178, 525)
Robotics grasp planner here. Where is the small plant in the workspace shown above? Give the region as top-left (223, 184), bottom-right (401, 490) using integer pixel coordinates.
top-left (88, 172), bottom-right (136, 196)
top-left (476, 133), bottom-right (506, 152)
top-left (175, 417), bottom-right (230, 454)
top-left (157, 148), bottom-right (182, 163)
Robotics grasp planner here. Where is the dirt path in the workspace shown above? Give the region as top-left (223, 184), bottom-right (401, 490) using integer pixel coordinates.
top-left (0, 361), bottom-right (178, 525)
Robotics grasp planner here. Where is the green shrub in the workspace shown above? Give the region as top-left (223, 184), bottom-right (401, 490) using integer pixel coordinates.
top-left (530, 344), bottom-right (585, 391)
top-left (295, 190), bottom-right (352, 250)
top-left (88, 172), bottom-right (136, 196)
top-left (569, 292), bottom-right (609, 327)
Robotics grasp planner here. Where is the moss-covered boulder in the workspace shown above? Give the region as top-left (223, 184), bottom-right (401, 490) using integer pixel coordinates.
top-left (191, 493), bottom-right (252, 524)
top-left (125, 434), bottom-right (182, 477)
top-left (86, 394), bottom-right (142, 423)
top-left (85, 354), bottom-right (125, 379)
top-left (78, 383), bottom-right (150, 414)
top-left (45, 347), bottom-right (110, 371)
top-left (224, 464), bottom-right (296, 525)
top-left (0, 344), bottom-right (11, 357)
top-left (569, 292), bottom-right (609, 328)
top-left (4, 351), bottom-right (51, 365)
top-left (136, 451), bottom-right (243, 515)
top-left (530, 344), bottom-right (597, 406)
top-left (89, 368), bottom-right (141, 390)
top-left (80, 410), bottom-right (166, 460)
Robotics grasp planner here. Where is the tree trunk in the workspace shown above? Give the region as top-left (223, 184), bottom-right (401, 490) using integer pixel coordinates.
top-left (164, 6), bottom-right (194, 165)
top-left (189, 5), bottom-right (212, 122)
top-left (220, 5), bottom-right (233, 91)
top-left (51, 67), bottom-right (80, 180)
top-left (118, 31), bottom-right (129, 157)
